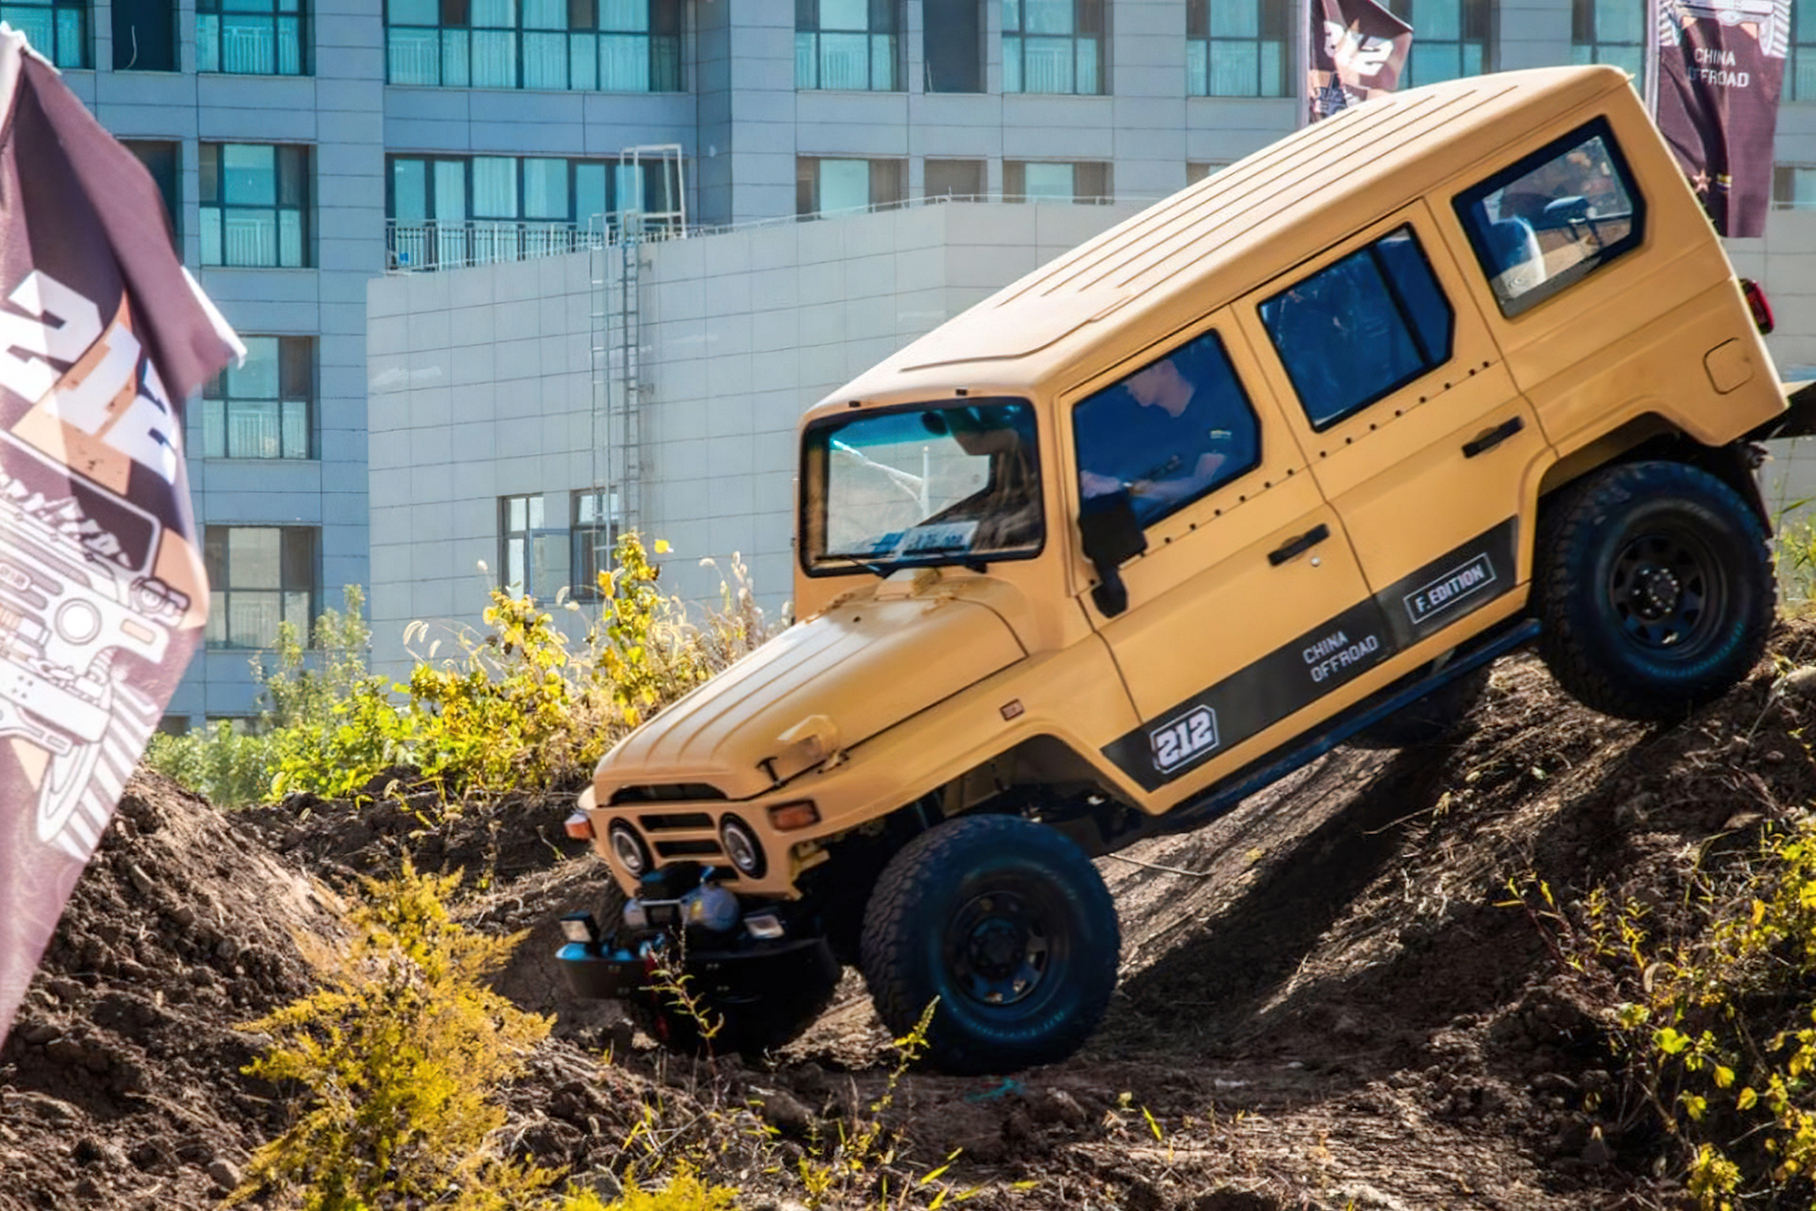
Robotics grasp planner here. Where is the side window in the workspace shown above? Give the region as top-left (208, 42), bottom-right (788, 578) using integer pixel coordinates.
top-left (1453, 118), bottom-right (1644, 318)
top-left (1258, 226), bottom-right (1454, 431)
top-left (1073, 328), bottom-right (1261, 528)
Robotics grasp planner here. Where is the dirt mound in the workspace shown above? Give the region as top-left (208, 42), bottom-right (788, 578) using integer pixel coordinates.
top-left (8, 622), bottom-right (1816, 1208)
top-left (0, 770), bottom-right (339, 1210)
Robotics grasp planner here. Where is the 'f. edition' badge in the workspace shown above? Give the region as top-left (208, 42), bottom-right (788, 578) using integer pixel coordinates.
top-left (1150, 705), bottom-right (1219, 774)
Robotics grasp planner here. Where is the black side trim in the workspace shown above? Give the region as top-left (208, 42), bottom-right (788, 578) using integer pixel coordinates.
top-left (1100, 518), bottom-right (1519, 792)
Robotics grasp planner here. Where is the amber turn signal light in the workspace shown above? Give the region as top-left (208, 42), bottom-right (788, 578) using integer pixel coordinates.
top-left (767, 800), bottom-right (820, 831)
top-left (564, 810), bottom-right (595, 840)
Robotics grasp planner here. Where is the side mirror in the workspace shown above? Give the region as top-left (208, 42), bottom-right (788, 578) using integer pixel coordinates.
top-left (1078, 491), bottom-right (1146, 618)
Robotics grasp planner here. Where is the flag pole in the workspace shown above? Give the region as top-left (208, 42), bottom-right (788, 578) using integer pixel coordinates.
top-left (1644, 0), bottom-right (1661, 117)
top-left (1298, 0), bottom-right (1314, 128)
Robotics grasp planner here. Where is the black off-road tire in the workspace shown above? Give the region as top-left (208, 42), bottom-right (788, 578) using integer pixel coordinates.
top-left (1535, 460), bottom-right (1774, 722)
top-left (1349, 662), bottom-right (1492, 749)
top-left (859, 814), bottom-right (1120, 1075)
top-left (599, 882), bottom-right (840, 1058)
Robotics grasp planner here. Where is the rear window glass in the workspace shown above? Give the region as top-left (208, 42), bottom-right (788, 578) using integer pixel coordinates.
top-left (1453, 118), bottom-right (1645, 318)
top-left (1258, 226), bottom-right (1454, 432)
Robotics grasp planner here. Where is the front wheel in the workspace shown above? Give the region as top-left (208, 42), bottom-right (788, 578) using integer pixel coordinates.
top-left (1536, 460), bottom-right (1774, 722)
top-left (860, 814), bottom-right (1120, 1075)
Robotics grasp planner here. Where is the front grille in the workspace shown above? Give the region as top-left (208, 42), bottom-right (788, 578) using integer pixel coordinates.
top-left (639, 812), bottom-right (715, 832)
top-left (655, 839), bottom-right (722, 859)
top-left (610, 783), bottom-right (727, 805)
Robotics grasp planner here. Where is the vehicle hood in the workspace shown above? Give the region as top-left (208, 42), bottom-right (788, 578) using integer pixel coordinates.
top-left (593, 588), bottom-right (1026, 802)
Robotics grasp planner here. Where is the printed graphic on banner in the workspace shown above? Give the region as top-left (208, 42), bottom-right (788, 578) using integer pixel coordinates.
top-left (1307, 0), bottom-right (1413, 122)
top-left (0, 25), bottom-right (239, 1048)
top-left (1654, 0), bottom-right (1790, 237)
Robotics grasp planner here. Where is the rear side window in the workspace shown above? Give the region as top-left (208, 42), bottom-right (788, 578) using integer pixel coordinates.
top-left (1259, 226), bottom-right (1454, 432)
top-left (1453, 118), bottom-right (1644, 318)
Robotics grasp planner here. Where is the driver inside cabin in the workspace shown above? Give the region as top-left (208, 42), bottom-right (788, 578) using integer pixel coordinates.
top-left (1074, 328), bottom-right (1258, 527)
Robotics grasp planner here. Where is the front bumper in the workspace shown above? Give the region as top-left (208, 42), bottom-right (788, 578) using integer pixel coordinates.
top-left (556, 933), bottom-right (838, 1003)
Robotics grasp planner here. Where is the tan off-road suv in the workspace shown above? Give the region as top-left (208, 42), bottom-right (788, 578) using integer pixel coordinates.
top-left (559, 65), bottom-right (1806, 1074)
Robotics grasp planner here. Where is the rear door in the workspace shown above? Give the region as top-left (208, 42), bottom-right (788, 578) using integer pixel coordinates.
top-left (1068, 318), bottom-right (1387, 800)
top-left (1237, 206), bottom-right (1554, 655)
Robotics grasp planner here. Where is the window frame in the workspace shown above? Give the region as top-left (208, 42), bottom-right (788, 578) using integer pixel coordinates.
top-left (498, 493), bottom-right (567, 599)
top-left (795, 156), bottom-right (906, 217)
top-left (795, 0), bottom-right (903, 91)
top-left (570, 488), bottom-right (620, 601)
top-left (1002, 0), bottom-right (1105, 95)
top-left (197, 0), bottom-right (308, 75)
top-left (1071, 326), bottom-right (1265, 530)
top-left (1451, 116), bottom-right (1647, 320)
top-left (0, 0), bottom-right (87, 67)
top-left (1790, 0), bottom-right (1816, 102)
top-left (1569, 0), bottom-right (1643, 76)
top-left (1186, 0), bottom-right (1290, 98)
top-left (1384, 0), bottom-right (1491, 87)
top-left (200, 142), bottom-right (312, 269)
top-left (1259, 224), bottom-right (1457, 434)
top-left (383, 0), bottom-right (683, 91)
top-left (203, 525), bottom-right (318, 650)
top-left (201, 336), bottom-right (314, 461)
top-left (1004, 160), bottom-right (1111, 205)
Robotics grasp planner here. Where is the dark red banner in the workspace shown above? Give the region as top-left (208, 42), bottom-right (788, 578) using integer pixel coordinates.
top-left (0, 30), bottom-right (238, 1044)
top-left (1308, 0), bottom-right (1414, 122)
top-left (1654, 0), bottom-right (1791, 237)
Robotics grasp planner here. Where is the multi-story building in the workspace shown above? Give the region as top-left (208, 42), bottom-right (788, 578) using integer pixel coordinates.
top-left (25, 0), bottom-right (1816, 719)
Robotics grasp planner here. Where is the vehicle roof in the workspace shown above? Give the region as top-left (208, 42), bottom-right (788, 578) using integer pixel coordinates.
top-left (809, 65), bottom-right (1633, 421)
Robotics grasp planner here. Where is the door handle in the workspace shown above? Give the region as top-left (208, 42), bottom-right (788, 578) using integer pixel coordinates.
top-left (1462, 416), bottom-right (1525, 459)
top-left (1268, 523), bottom-right (1331, 566)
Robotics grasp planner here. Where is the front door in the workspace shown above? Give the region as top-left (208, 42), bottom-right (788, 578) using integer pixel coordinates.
top-left (1069, 317), bottom-right (1387, 800)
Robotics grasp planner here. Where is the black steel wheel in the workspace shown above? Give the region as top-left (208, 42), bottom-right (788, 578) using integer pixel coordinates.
top-left (860, 814), bottom-right (1119, 1075)
top-left (1536, 460), bottom-right (1773, 721)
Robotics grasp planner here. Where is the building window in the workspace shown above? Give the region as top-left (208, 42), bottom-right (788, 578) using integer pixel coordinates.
top-left (1790, 2), bottom-right (1816, 101)
top-left (1776, 165), bottom-right (1816, 209)
top-left (924, 0), bottom-right (981, 92)
top-left (926, 158), bottom-right (985, 200)
top-left (1005, 160), bottom-right (1110, 203)
top-left (204, 526), bottom-right (317, 649)
top-left (122, 140), bottom-right (180, 246)
top-left (385, 0), bottom-right (682, 91)
top-left (202, 336), bottom-right (312, 459)
top-left (198, 0), bottom-right (306, 74)
top-left (796, 0), bottom-right (900, 90)
top-left (387, 153), bottom-right (678, 267)
top-left (1003, 0), bottom-right (1103, 94)
top-left (200, 143), bottom-right (310, 268)
top-left (1, 0), bottom-right (86, 67)
top-left (113, 0), bottom-right (175, 68)
top-left (1187, 0), bottom-right (1288, 97)
top-left (571, 488), bottom-right (620, 600)
top-left (1384, 0), bottom-right (1489, 86)
top-left (500, 494), bottom-right (567, 598)
top-left (1186, 162), bottom-right (1226, 184)
top-left (796, 157), bottom-right (906, 217)
top-left (1569, 0), bottom-right (1642, 77)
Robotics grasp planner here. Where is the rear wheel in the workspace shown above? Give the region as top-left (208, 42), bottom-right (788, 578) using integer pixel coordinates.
top-left (599, 882), bottom-right (840, 1058)
top-left (860, 814), bottom-right (1120, 1075)
top-left (1536, 460), bottom-right (1773, 721)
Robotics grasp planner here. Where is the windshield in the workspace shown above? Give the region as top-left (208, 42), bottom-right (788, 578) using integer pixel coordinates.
top-left (801, 399), bottom-right (1044, 576)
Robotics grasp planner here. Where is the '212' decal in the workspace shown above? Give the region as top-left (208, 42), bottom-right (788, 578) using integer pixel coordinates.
top-left (1150, 705), bottom-right (1219, 774)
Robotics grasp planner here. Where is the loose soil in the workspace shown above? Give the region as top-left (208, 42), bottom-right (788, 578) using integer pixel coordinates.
top-left (9, 624), bottom-right (1816, 1209)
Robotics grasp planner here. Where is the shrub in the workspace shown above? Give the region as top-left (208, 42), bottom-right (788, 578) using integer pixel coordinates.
top-left (232, 858), bottom-right (566, 1210)
top-left (148, 537), bottom-right (774, 806)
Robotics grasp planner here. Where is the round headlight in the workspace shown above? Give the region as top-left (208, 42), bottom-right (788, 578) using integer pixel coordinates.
top-left (608, 820), bottom-right (649, 876)
top-left (718, 815), bottom-right (766, 879)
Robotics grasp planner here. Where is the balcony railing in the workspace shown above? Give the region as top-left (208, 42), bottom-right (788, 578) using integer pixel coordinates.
top-left (385, 215), bottom-right (688, 272)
